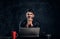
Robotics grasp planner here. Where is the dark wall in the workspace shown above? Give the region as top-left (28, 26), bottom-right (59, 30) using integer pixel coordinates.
top-left (0, 0), bottom-right (59, 38)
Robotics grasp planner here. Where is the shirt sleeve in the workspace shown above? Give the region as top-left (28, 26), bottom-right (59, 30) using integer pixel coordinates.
top-left (34, 22), bottom-right (40, 27)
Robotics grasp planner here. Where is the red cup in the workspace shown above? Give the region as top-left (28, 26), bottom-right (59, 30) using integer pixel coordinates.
top-left (12, 31), bottom-right (17, 39)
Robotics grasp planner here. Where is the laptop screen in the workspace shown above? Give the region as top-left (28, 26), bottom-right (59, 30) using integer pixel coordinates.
top-left (19, 28), bottom-right (40, 37)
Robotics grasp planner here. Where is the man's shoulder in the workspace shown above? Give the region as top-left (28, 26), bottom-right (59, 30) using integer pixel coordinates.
top-left (33, 19), bottom-right (40, 23)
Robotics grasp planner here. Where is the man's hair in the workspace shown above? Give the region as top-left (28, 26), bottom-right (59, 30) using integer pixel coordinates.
top-left (26, 9), bottom-right (34, 14)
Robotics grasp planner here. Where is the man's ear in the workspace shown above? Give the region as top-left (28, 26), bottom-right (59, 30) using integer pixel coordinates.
top-left (26, 13), bottom-right (27, 17)
top-left (33, 14), bottom-right (35, 17)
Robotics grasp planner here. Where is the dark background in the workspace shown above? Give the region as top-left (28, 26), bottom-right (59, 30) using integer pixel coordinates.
top-left (0, 0), bottom-right (60, 39)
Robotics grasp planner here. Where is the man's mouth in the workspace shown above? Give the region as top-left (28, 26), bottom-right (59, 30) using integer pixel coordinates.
top-left (28, 16), bottom-right (30, 18)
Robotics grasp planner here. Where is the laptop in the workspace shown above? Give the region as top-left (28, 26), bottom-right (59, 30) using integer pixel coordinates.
top-left (19, 27), bottom-right (40, 37)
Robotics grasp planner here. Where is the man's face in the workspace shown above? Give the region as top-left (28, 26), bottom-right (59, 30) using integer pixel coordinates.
top-left (26, 12), bottom-right (34, 19)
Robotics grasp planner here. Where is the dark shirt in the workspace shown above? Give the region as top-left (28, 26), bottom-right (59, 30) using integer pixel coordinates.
top-left (19, 19), bottom-right (40, 28)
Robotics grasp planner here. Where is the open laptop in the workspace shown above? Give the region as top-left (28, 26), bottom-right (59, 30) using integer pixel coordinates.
top-left (19, 27), bottom-right (40, 37)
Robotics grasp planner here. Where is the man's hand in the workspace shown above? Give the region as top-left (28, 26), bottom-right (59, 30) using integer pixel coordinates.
top-left (26, 21), bottom-right (33, 28)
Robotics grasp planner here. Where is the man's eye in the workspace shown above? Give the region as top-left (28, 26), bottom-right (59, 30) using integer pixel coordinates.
top-left (27, 14), bottom-right (32, 15)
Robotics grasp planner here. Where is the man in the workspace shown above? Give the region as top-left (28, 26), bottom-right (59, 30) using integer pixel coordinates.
top-left (20, 9), bottom-right (40, 28)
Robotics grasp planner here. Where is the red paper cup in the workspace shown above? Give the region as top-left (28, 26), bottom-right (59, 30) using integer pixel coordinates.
top-left (12, 31), bottom-right (17, 39)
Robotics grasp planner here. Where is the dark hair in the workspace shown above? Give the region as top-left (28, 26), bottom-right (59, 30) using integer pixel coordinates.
top-left (26, 9), bottom-right (34, 14)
